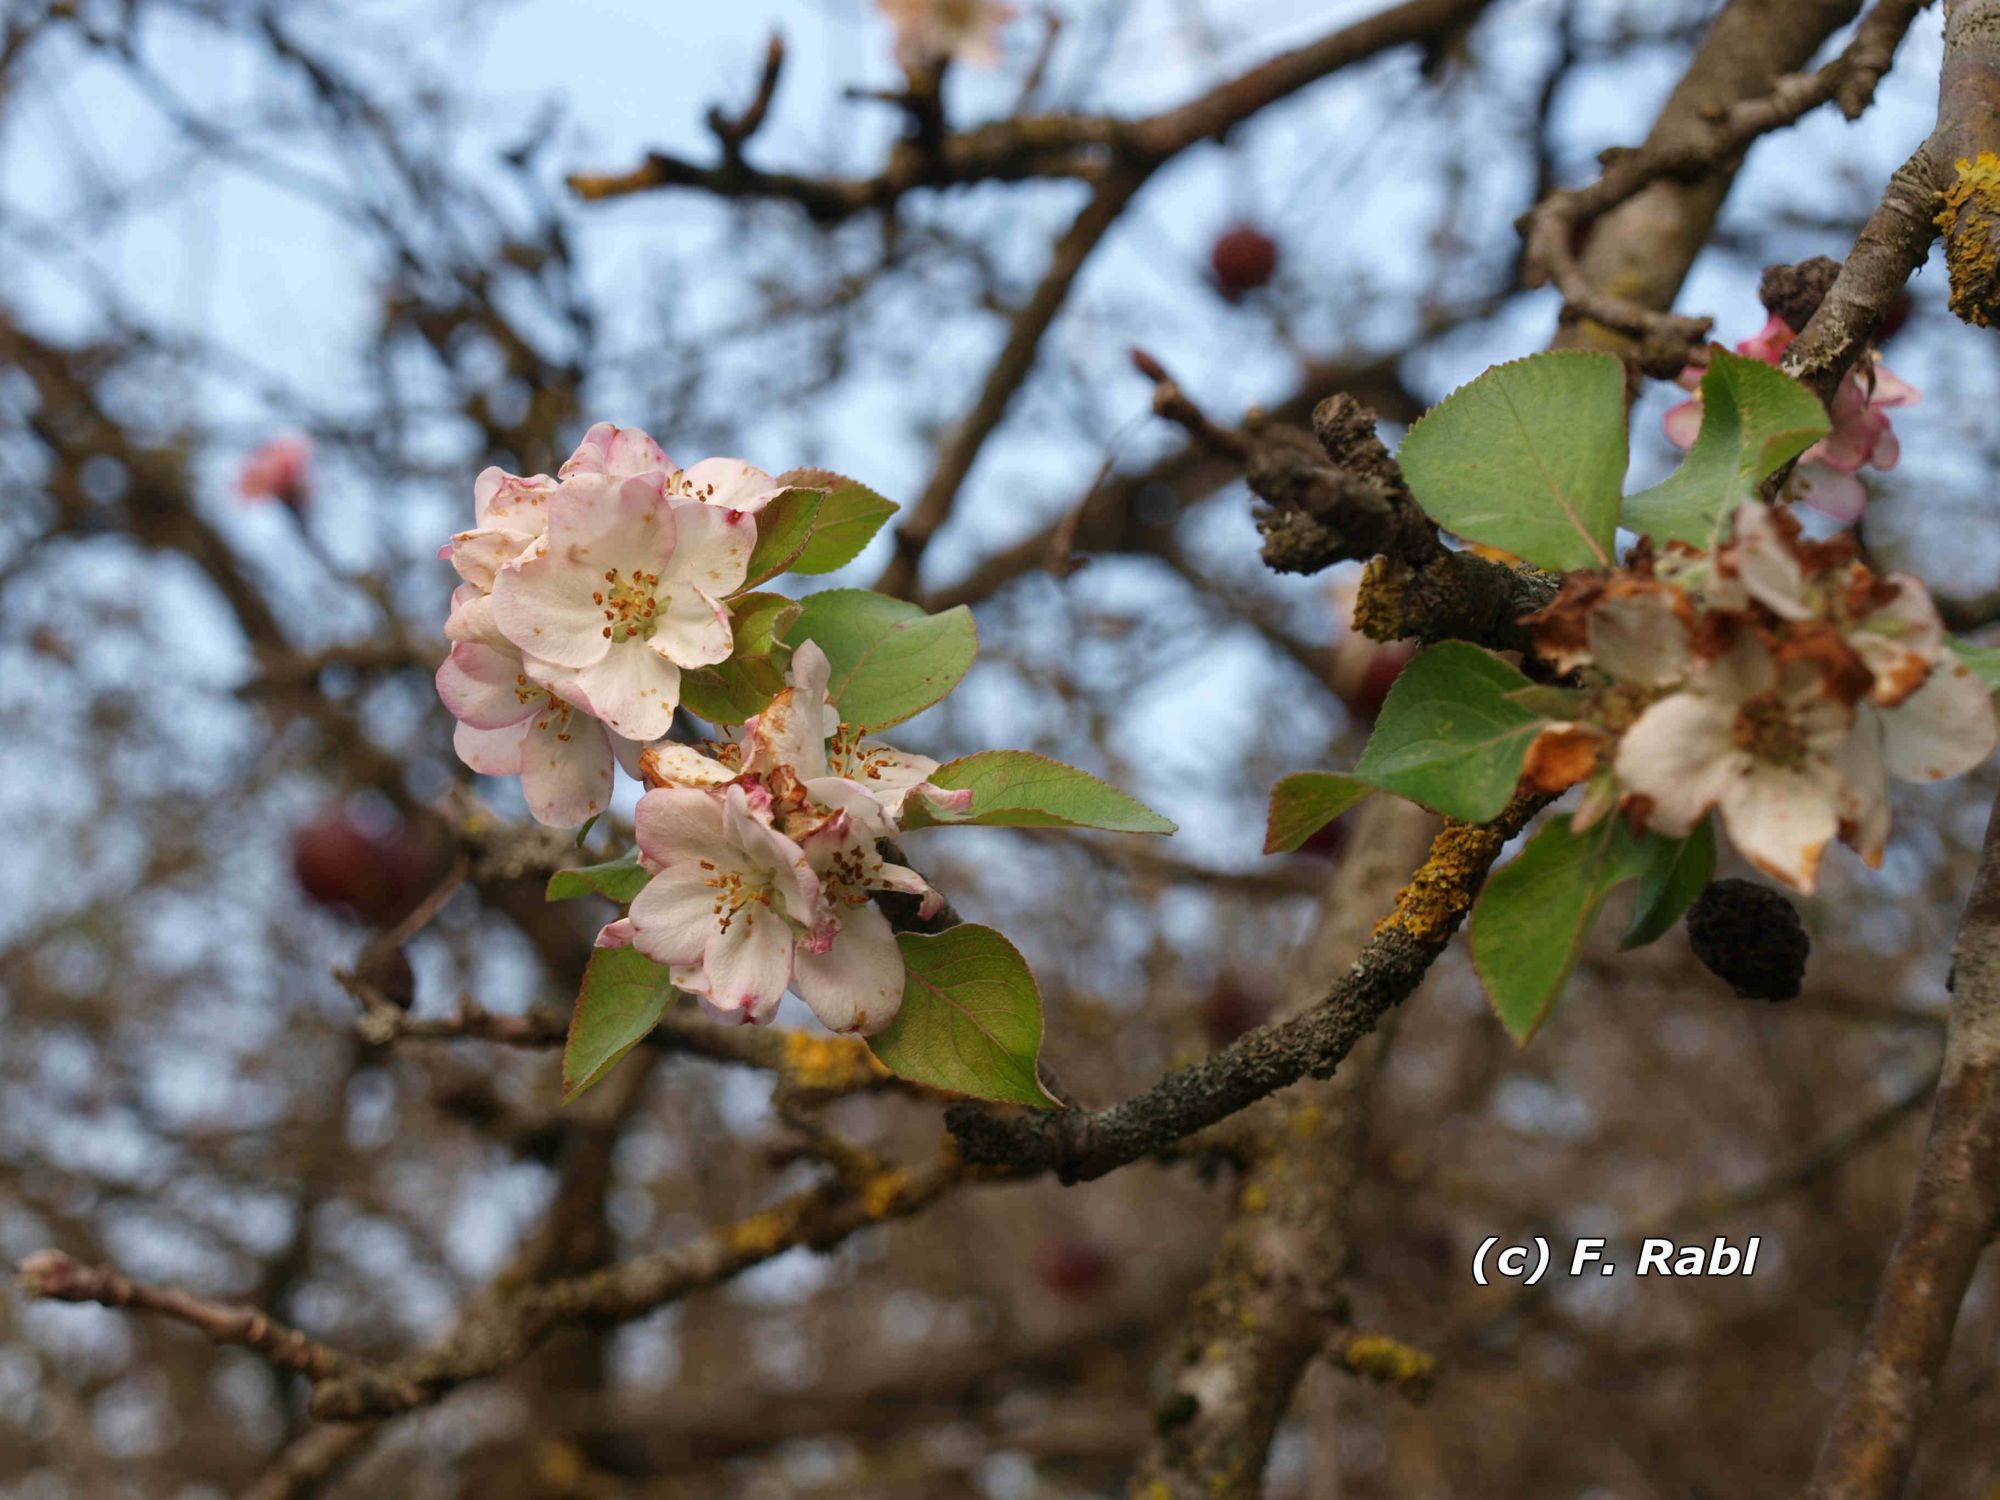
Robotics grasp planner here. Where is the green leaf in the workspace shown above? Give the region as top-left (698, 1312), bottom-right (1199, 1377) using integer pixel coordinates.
top-left (868, 925), bottom-right (1058, 1107)
top-left (1949, 635), bottom-right (2000, 693)
top-left (1397, 350), bottom-right (1628, 571)
top-left (1470, 814), bottom-right (1660, 1045)
top-left (547, 847), bottom-right (650, 905)
top-left (1620, 818), bottom-right (1715, 950)
top-left (1263, 772), bottom-right (1373, 853)
top-left (784, 589), bottom-right (977, 731)
top-left (1624, 349), bottom-right (1830, 546)
top-left (740, 489), bottom-right (823, 589)
top-left (900, 751), bottom-right (1176, 834)
top-left (680, 594), bottom-right (799, 724)
top-left (729, 591), bottom-right (802, 659)
top-left (1352, 642), bottom-right (1545, 822)
top-left (563, 946), bottom-right (674, 1101)
top-left (777, 471), bottom-right (900, 574)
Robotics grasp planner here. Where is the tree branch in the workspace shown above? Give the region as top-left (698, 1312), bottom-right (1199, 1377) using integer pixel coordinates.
top-left (1801, 783), bottom-right (2000, 1499)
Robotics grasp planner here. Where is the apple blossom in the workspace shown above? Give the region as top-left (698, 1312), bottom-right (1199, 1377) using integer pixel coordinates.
top-left (1663, 314), bottom-right (1917, 523)
top-left (1613, 633), bottom-right (1859, 891)
top-left (491, 473), bottom-right (753, 742)
top-left (877, 0), bottom-right (1015, 70)
top-left (643, 640), bottom-right (971, 825)
top-left (626, 782), bottom-right (917, 1034)
top-left (435, 586), bottom-right (617, 827)
top-left (238, 436), bottom-right (312, 508)
top-left (1524, 503), bottom-right (1997, 891)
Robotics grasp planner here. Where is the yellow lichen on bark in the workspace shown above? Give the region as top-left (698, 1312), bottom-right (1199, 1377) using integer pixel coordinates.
top-left (1937, 152), bottom-right (2000, 327)
top-left (1374, 811), bottom-right (1516, 944)
top-left (780, 1030), bottom-right (888, 1093)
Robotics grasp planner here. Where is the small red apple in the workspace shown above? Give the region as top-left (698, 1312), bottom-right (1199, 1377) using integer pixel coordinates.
top-left (1034, 1238), bottom-right (1115, 1300)
top-left (1210, 223), bottom-right (1279, 299)
top-left (291, 806), bottom-right (439, 925)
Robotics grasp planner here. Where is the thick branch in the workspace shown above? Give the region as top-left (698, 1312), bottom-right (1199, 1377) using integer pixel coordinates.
top-left (1801, 786), bottom-right (2000, 1499)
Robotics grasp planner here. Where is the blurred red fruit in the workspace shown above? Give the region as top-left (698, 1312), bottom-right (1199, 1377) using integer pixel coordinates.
top-left (1210, 223), bottom-right (1278, 298)
top-left (292, 807), bottom-right (437, 925)
top-left (1334, 644), bottom-right (1412, 721)
top-left (1035, 1238), bottom-right (1115, 1300)
top-left (1294, 816), bottom-right (1349, 862)
top-left (1199, 976), bottom-right (1270, 1049)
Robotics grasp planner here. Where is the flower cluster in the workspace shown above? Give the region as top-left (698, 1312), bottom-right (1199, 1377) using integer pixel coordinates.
top-left (877, 0), bottom-right (1015, 70)
top-left (434, 424), bottom-right (786, 827)
top-left (1525, 502), bottom-right (1996, 892)
top-left (1664, 314), bottom-right (1917, 523)
top-left (600, 642), bottom-right (971, 1034)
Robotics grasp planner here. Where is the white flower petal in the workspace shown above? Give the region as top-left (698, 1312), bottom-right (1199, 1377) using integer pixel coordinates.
top-left (1880, 661), bottom-right (1998, 782)
top-left (628, 865), bottom-right (729, 966)
top-left (633, 785), bottom-right (734, 870)
top-left (1719, 761), bottom-right (1839, 893)
top-left (518, 710), bottom-right (615, 828)
top-left (559, 642), bottom-right (683, 742)
top-left (452, 720), bottom-right (527, 777)
top-left (1612, 692), bottom-right (1740, 836)
top-left (702, 911), bottom-right (795, 1018)
top-left (791, 902), bottom-right (904, 1035)
top-left (436, 642), bottom-right (537, 730)
top-left (1588, 587), bottom-right (1691, 687)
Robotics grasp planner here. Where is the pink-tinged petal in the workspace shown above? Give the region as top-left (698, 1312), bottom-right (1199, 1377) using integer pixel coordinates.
top-left (701, 912), bottom-right (795, 1018)
top-left (1613, 692), bottom-right (1740, 837)
top-left (1835, 716), bottom-right (1891, 868)
top-left (448, 528), bottom-right (540, 590)
top-left (1866, 361), bottom-right (1919, 408)
top-left (791, 902), bottom-right (904, 1035)
top-left (560, 423), bottom-right (672, 482)
top-left (1718, 760), bottom-right (1839, 894)
top-left (633, 785), bottom-right (733, 869)
top-left (1735, 313), bottom-right (1794, 367)
top-left (906, 782), bottom-right (975, 819)
top-left (453, 719), bottom-right (528, 776)
top-left (595, 917), bottom-right (635, 949)
top-left (564, 640), bottom-right (683, 742)
top-left (676, 457), bottom-right (784, 515)
top-left (473, 468), bottom-right (558, 532)
top-left (436, 642), bottom-right (538, 729)
top-left (628, 864), bottom-right (729, 966)
top-left (444, 586), bottom-right (508, 648)
top-left (1662, 399), bottom-right (1703, 451)
top-left (659, 499), bottom-right (754, 603)
top-left (1880, 661), bottom-right (1999, 782)
top-left (870, 857), bottom-right (943, 918)
top-left (646, 589), bottom-right (734, 670)
top-left (519, 710), bottom-right (615, 828)
top-left (491, 476), bottom-right (678, 669)
top-left (696, 992), bottom-right (771, 1026)
top-left (1791, 465), bottom-right (1868, 524)
top-left (803, 776), bottom-right (898, 844)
